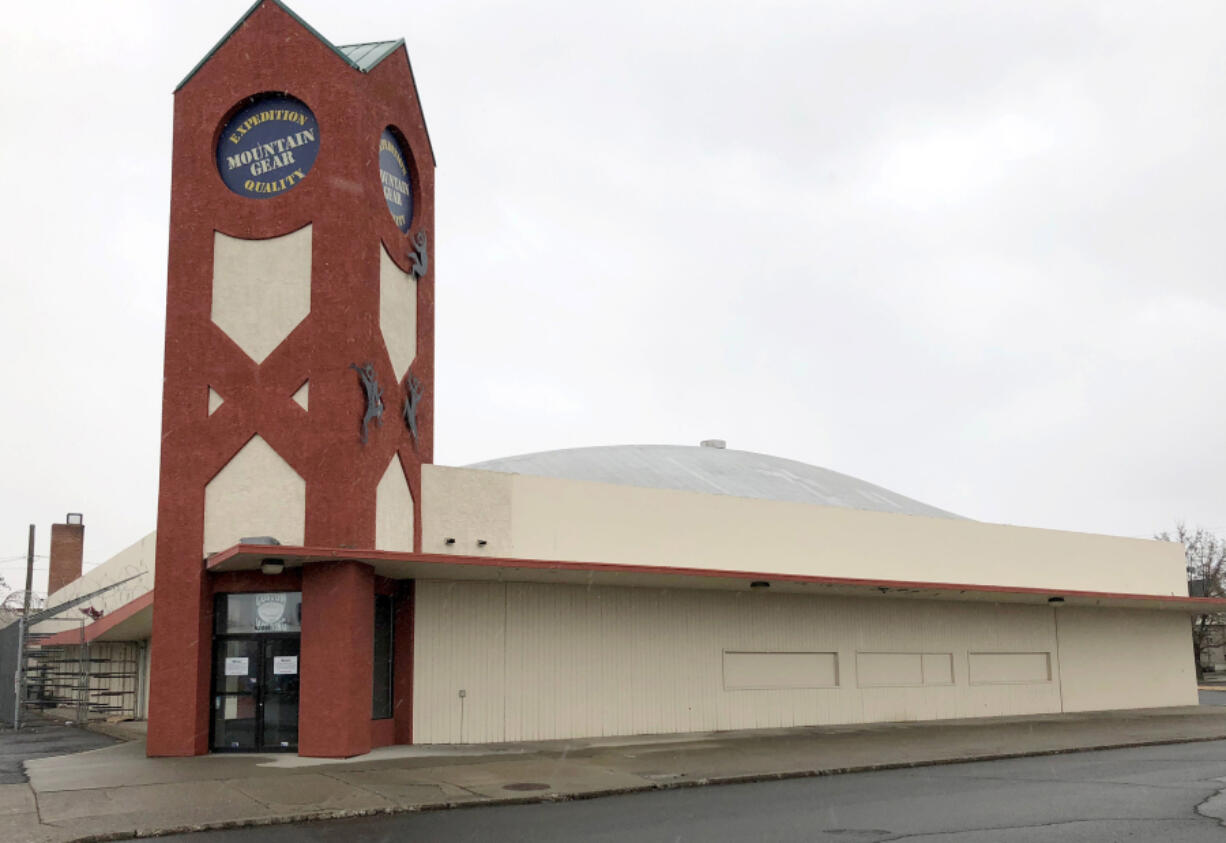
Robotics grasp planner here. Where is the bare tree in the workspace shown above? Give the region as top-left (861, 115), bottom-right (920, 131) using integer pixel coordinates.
top-left (1156, 523), bottom-right (1226, 679)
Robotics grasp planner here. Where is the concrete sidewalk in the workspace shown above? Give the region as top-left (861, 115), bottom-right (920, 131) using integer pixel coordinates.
top-left (10, 706), bottom-right (1226, 842)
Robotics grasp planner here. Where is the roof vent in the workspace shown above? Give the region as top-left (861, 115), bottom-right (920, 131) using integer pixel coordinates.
top-left (699, 439), bottom-right (726, 449)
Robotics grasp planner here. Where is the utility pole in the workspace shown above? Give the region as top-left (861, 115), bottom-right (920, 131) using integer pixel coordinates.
top-left (13, 524), bottom-right (34, 729)
top-left (23, 524), bottom-right (34, 616)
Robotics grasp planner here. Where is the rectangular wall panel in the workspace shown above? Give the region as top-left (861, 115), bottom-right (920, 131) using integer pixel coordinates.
top-left (724, 651), bottom-right (838, 690)
top-left (857, 652), bottom-right (923, 687)
top-left (1054, 608), bottom-right (1198, 711)
top-left (856, 652), bottom-right (955, 687)
top-left (968, 652), bottom-right (1051, 685)
top-left (922, 653), bottom-right (954, 685)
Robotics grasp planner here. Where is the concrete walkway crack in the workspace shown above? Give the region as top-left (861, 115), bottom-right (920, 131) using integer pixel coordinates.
top-left (1194, 780), bottom-right (1226, 827)
top-left (26, 777), bottom-right (47, 829)
top-left (312, 769), bottom-right (393, 804)
top-left (228, 780), bottom-right (273, 810)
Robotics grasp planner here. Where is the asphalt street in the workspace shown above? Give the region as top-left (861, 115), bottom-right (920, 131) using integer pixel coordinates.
top-left (0, 716), bottom-right (115, 784)
top-left (148, 740), bottom-right (1226, 843)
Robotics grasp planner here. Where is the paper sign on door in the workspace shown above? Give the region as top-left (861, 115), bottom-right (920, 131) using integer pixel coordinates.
top-left (273, 656), bottom-right (298, 675)
top-left (224, 657), bottom-right (248, 676)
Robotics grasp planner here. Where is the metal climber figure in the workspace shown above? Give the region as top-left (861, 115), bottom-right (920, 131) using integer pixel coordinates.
top-left (409, 229), bottom-right (428, 280)
top-left (349, 362), bottom-right (383, 444)
top-left (403, 374), bottom-right (423, 442)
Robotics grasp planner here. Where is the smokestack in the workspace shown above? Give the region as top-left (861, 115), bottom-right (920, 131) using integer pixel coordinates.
top-left (48, 513), bottom-right (84, 596)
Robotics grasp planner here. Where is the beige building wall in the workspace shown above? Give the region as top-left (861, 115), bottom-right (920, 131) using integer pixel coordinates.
top-left (412, 580), bottom-right (1192, 744)
top-left (412, 581), bottom-right (506, 743)
top-left (1055, 607), bottom-right (1197, 711)
top-left (420, 466), bottom-right (1186, 597)
top-left (31, 532), bottom-right (155, 636)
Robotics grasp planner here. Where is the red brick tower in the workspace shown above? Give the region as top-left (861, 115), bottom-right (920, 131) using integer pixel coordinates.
top-left (148, 0), bottom-right (434, 756)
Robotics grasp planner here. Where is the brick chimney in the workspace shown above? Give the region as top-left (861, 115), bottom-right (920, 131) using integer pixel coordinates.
top-left (48, 513), bottom-right (84, 596)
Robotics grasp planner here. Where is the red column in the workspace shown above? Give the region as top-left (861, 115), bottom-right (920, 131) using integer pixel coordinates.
top-left (299, 561), bottom-right (374, 757)
top-left (147, 548), bottom-right (212, 756)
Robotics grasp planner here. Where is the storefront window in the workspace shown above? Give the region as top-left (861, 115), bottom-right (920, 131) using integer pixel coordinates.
top-left (215, 592), bottom-right (302, 635)
top-left (373, 594), bottom-right (394, 719)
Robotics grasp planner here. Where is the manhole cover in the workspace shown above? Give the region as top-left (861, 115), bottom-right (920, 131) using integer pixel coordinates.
top-left (503, 782), bottom-right (551, 792)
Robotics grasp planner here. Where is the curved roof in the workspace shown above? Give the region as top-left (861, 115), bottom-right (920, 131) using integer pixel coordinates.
top-left (467, 444), bottom-right (964, 520)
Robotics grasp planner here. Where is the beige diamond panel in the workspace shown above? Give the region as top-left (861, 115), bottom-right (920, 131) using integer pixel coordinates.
top-left (379, 243), bottom-right (417, 380)
top-left (203, 435), bottom-right (305, 555)
top-left (211, 226), bottom-right (312, 364)
top-left (375, 452), bottom-right (414, 552)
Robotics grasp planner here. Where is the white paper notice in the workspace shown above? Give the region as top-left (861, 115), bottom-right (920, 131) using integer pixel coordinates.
top-left (273, 656), bottom-right (298, 675)
top-left (224, 657), bottom-right (248, 676)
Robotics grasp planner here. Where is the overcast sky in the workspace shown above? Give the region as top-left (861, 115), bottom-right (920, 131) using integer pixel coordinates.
top-left (2, 0), bottom-right (1224, 589)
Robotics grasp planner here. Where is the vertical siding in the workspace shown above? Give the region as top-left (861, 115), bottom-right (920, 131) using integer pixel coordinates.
top-left (412, 581), bottom-right (1187, 744)
top-left (412, 581), bottom-right (506, 743)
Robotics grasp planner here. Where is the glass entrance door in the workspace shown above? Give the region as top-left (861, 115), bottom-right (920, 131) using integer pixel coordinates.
top-left (212, 638), bottom-right (261, 751)
top-left (211, 636), bottom-right (300, 751)
top-left (211, 592), bottom-right (302, 753)
top-left (259, 638), bottom-right (299, 751)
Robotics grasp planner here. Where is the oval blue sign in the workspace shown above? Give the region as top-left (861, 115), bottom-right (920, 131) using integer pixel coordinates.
top-left (217, 95), bottom-right (320, 199)
top-left (379, 128), bottom-right (413, 232)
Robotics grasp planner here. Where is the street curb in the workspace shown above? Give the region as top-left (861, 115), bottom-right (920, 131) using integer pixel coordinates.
top-left (58, 731), bottom-right (1226, 842)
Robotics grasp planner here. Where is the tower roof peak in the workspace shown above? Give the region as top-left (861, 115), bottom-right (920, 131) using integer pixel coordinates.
top-left (177, 0), bottom-right (400, 91)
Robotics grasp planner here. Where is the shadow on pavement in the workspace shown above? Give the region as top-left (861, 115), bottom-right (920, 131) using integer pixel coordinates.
top-left (0, 713), bottom-right (118, 784)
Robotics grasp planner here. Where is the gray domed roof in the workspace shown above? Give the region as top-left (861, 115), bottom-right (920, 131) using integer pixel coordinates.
top-left (467, 444), bottom-right (964, 520)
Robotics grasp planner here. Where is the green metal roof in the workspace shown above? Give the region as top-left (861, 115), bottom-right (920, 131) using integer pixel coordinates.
top-left (337, 40), bottom-right (403, 72)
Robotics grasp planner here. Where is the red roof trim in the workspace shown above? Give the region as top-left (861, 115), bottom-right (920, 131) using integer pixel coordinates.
top-left (37, 592), bottom-right (153, 647)
top-left (208, 544), bottom-right (1226, 609)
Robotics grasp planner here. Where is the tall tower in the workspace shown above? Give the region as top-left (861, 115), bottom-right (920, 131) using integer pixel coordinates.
top-left (148, 0), bottom-right (434, 756)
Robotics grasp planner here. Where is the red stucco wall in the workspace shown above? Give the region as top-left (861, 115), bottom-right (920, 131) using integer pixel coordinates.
top-left (299, 561), bottom-right (374, 757)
